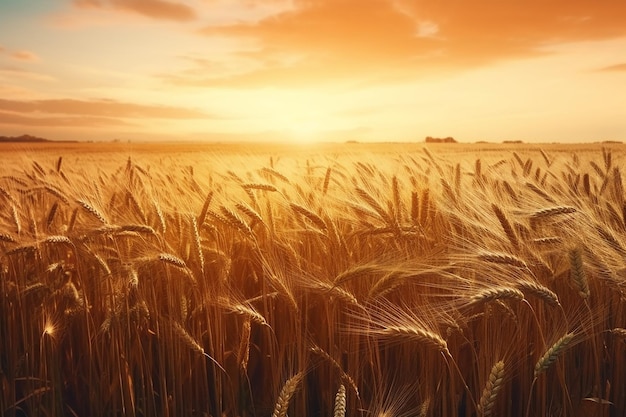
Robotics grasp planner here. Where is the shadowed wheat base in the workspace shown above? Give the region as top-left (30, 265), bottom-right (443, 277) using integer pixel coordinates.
top-left (1, 142), bottom-right (625, 417)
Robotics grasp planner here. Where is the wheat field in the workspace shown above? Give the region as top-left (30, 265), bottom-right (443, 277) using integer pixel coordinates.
top-left (1, 142), bottom-right (625, 417)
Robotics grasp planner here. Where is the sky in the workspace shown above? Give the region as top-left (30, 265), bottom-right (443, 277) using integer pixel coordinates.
top-left (0, 0), bottom-right (625, 143)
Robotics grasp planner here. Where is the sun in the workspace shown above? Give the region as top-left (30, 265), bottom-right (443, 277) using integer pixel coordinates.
top-left (285, 115), bottom-right (323, 144)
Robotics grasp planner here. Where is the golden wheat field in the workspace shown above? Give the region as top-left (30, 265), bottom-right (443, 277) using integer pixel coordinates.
top-left (1, 142), bottom-right (625, 417)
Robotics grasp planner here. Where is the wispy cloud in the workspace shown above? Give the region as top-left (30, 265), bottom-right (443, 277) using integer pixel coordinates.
top-left (0, 98), bottom-right (209, 119)
top-left (597, 62), bottom-right (626, 72)
top-left (0, 46), bottom-right (39, 62)
top-left (0, 110), bottom-right (136, 127)
top-left (0, 67), bottom-right (56, 82)
top-left (0, 97), bottom-right (214, 132)
top-left (73, 0), bottom-right (197, 21)
top-left (11, 50), bottom-right (39, 61)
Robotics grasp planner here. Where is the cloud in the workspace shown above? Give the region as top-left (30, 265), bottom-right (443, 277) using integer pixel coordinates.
top-left (597, 62), bottom-right (626, 72)
top-left (0, 47), bottom-right (39, 62)
top-left (0, 97), bottom-right (217, 132)
top-left (11, 50), bottom-right (39, 61)
top-left (73, 0), bottom-right (197, 21)
top-left (0, 67), bottom-right (56, 82)
top-left (0, 111), bottom-right (136, 128)
top-left (0, 98), bottom-right (209, 119)
top-left (185, 0), bottom-right (626, 87)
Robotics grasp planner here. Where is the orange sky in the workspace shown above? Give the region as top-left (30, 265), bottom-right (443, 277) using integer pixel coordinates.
top-left (0, 0), bottom-right (625, 143)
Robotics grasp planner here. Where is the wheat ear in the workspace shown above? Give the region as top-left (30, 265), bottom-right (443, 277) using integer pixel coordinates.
top-left (477, 360), bottom-right (505, 417)
top-left (468, 287), bottom-right (524, 307)
top-left (530, 206), bottom-right (577, 219)
top-left (290, 202), bottom-right (327, 231)
top-left (517, 281), bottom-right (560, 307)
top-left (323, 167), bottom-right (332, 195)
top-left (568, 247), bottom-right (589, 299)
top-left (272, 372), bottom-right (303, 417)
top-left (611, 328), bottom-right (626, 340)
top-left (492, 204), bottom-right (519, 248)
top-left (0, 232), bottom-right (16, 243)
top-left (333, 384), bottom-right (346, 417)
top-left (242, 182), bottom-right (278, 192)
top-left (158, 253), bottom-right (187, 269)
top-left (382, 324), bottom-right (449, 354)
top-left (77, 199), bottom-right (107, 224)
top-left (478, 251), bottom-right (528, 269)
top-left (534, 332), bottom-right (575, 377)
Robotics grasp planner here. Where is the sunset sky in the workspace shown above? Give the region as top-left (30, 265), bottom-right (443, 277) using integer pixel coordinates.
top-left (1, 0), bottom-right (625, 143)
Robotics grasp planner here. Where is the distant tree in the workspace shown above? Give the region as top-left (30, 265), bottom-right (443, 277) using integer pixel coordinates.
top-left (425, 136), bottom-right (457, 143)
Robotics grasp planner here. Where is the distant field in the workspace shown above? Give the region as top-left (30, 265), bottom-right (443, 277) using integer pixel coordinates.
top-left (1, 142), bottom-right (625, 417)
